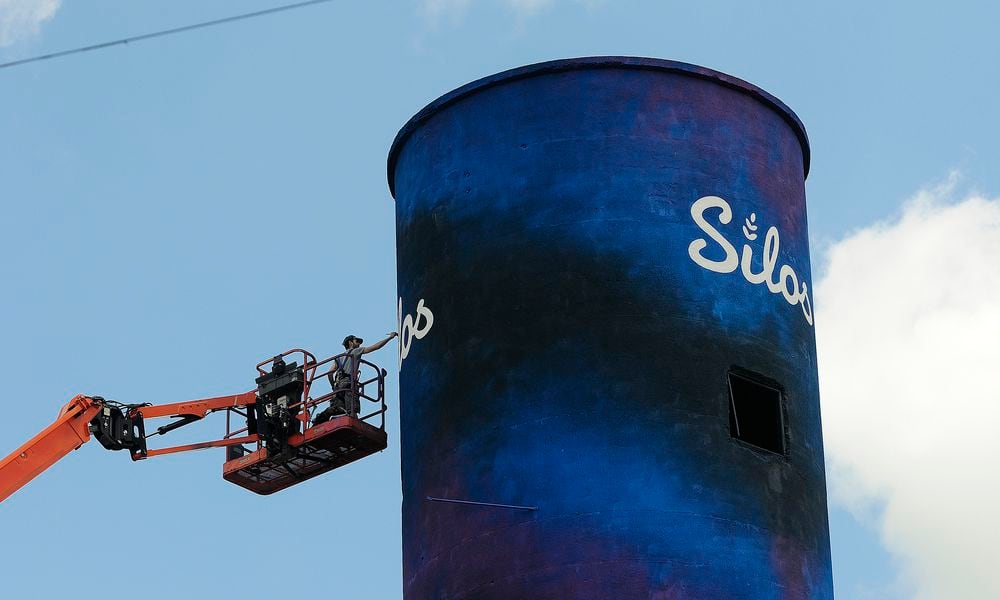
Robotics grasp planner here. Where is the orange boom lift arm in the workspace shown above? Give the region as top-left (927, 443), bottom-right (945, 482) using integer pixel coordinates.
top-left (0, 391), bottom-right (258, 503)
top-left (0, 348), bottom-right (388, 504)
top-left (0, 394), bottom-right (103, 503)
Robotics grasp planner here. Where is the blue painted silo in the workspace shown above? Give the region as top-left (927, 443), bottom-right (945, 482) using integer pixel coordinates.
top-left (388, 57), bottom-right (832, 599)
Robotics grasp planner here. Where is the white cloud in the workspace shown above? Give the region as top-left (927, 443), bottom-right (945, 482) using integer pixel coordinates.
top-left (817, 173), bottom-right (1000, 599)
top-left (0, 0), bottom-right (59, 47)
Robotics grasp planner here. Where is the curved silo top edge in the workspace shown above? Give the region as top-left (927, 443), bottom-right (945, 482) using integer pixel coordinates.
top-left (386, 56), bottom-right (811, 198)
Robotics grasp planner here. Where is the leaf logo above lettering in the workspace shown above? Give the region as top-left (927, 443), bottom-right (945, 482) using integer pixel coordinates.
top-left (742, 213), bottom-right (758, 241)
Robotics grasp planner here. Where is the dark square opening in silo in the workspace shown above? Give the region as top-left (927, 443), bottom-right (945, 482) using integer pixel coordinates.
top-left (728, 371), bottom-right (786, 455)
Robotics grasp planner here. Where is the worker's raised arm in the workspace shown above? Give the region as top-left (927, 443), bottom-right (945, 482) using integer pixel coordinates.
top-left (362, 332), bottom-right (399, 354)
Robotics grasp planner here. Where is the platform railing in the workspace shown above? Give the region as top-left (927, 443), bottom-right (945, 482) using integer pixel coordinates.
top-left (303, 351), bottom-right (387, 430)
top-left (222, 348), bottom-right (387, 460)
top-left (254, 348), bottom-right (387, 430)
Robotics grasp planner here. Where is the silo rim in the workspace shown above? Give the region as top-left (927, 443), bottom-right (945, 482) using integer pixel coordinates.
top-left (386, 56), bottom-right (811, 198)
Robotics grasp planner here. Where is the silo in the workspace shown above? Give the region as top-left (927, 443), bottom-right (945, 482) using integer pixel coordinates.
top-left (388, 57), bottom-right (833, 599)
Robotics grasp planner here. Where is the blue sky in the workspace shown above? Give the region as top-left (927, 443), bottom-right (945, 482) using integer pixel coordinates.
top-left (1, 2), bottom-right (997, 598)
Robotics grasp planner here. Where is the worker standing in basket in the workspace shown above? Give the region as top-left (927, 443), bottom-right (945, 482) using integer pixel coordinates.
top-left (314, 332), bottom-right (397, 424)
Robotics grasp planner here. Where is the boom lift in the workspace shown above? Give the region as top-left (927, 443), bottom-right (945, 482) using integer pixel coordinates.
top-left (0, 348), bottom-right (388, 503)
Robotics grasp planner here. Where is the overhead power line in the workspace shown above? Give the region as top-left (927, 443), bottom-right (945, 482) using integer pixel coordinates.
top-left (0, 0), bottom-right (336, 71)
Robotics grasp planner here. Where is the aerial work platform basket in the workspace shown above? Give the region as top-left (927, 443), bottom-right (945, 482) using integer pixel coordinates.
top-left (222, 349), bottom-right (388, 494)
top-left (0, 347), bottom-right (391, 504)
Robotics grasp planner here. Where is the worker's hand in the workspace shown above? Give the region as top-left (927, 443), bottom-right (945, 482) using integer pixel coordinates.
top-left (387, 331), bottom-right (399, 339)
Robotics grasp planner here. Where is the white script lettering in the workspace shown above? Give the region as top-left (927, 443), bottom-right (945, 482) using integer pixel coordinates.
top-left (398, 297), bottom-right (435, 367)
top-left (688, 196), bottom-right (813, 326)
top-left (687, 196), bottom-right (739, 273)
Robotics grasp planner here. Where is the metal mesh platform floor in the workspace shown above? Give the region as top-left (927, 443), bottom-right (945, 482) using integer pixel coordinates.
top-left (222, 416), bottom-right (387, 495)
